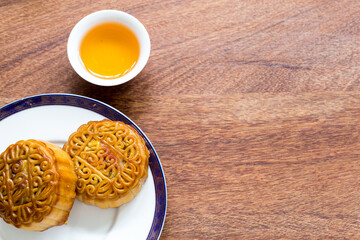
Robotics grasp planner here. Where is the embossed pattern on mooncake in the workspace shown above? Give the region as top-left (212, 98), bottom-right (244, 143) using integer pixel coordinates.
top-left (63, 120), bottom-right (149, 209)
top-left (0, 140), bottom-right (59, 228)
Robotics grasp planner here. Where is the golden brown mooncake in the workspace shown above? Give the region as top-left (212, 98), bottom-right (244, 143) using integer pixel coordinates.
top-left (0, 140), bottom-right (77, 231)
top-left (63, 119), bottom-right (149, 209)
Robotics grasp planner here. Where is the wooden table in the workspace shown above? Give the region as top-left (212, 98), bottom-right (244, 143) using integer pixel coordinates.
top-left (1, 0), bottom-right (360, 239)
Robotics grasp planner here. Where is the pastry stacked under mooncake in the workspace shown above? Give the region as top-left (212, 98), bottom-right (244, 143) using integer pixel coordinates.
top-left (0, 140), bottom-right (77, 231)
top-left (63, 119), bottom-right (149, 209)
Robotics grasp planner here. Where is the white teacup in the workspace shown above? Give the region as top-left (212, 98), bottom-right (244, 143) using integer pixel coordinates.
top-left (67, 10), bottom-right (151, 86)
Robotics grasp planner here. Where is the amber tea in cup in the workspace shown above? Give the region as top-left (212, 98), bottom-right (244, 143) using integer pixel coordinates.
top-left (80, 22), bottom-right (140, 79)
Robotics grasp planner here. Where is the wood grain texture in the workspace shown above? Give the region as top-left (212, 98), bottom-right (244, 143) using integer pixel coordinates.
top-left (1, 0), bottom-right (360, 239)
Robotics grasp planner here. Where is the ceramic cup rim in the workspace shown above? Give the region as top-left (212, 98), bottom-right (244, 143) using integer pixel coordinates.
top-left (67, 10), bottom-right (151, 86)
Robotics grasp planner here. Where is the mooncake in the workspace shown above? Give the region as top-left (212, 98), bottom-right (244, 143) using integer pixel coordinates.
top-left (0, 140), bottom-right (77, 231)
top-left (63, 120), bottom-right (149, 209)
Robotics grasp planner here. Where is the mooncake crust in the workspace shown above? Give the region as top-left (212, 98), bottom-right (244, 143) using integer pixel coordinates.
top-left (63, 119), bottom-right (149, 209)
top-left (0, 140), bottom-right (77, 231)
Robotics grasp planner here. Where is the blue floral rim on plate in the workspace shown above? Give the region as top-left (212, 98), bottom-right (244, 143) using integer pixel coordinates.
top-left (0, 93), bottom-right (167, 240)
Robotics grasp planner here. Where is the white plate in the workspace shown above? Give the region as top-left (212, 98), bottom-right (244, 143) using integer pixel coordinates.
top-left (0, 94), bottom-right (166, 240)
